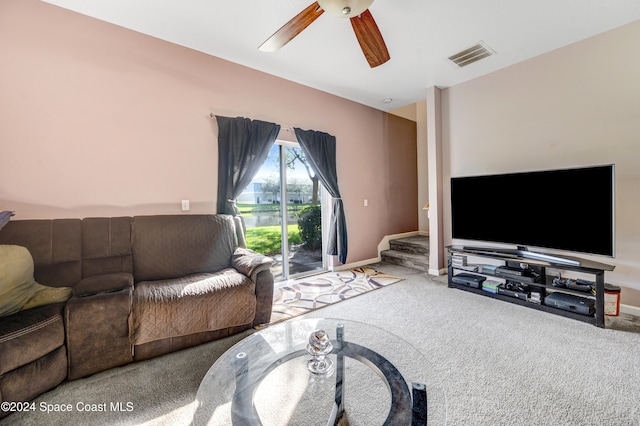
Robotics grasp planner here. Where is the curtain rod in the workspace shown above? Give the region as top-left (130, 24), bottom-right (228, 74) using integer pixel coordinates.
top-left (209, 113), bottom-right (294, 132)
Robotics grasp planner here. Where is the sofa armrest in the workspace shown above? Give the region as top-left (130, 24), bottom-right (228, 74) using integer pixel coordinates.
top-left (252, 268), bottom-right (275, 327)
top-left (232, 247), bottom-right (274, 282)
top-left (73, 272), bottom-right (133, 297)
top-left (66, 287), bottom-right (133, 380)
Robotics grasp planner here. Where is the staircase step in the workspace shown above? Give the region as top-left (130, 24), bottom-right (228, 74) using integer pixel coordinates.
top-left (389, 236), bottom-right (430, 255)
top-left (381, 249), bottom-right (429, 272)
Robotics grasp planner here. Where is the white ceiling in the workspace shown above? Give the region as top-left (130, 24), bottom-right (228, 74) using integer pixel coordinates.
top-left (42, 0), bottom-right (640, 112)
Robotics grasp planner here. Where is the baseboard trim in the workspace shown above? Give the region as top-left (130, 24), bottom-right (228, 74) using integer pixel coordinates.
top-left (620, 303), bottom-right (640, 318)
top-left (332, 257), bottom-right (381, 272)
top-left (429, 268), bottom-right (448, 276)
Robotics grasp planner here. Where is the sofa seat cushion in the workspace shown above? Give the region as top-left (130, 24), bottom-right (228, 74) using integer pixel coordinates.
top-left (0, 302), bottom-right (65, 376)
top-left (129, 268), bottom-right (256, 345)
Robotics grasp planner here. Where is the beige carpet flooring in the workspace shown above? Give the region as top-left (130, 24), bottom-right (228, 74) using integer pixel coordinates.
top-left (2, 263), bottom-right (640, 425)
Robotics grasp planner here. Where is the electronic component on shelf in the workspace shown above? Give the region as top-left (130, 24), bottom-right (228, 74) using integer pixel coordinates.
top-left (497, 285), bottom-right (528, 300)
top-left (451, 273), bottom-right (486, 289)
top-left (544, 292), bottom-right (595, 316)
top-left (497, 281), bottom-right (533, 301)
top-left (495, 266), bottom-right (527, 277)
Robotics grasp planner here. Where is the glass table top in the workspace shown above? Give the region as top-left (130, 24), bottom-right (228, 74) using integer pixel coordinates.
top-left (193, 318), bottom-right (447, 426)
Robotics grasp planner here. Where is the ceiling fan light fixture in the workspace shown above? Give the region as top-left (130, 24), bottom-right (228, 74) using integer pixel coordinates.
top-left (318, 0), bottom-right (374, 18)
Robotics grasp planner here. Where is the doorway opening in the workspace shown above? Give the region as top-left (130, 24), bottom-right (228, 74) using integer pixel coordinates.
top-left (239, 141), bottom-right (325, 281)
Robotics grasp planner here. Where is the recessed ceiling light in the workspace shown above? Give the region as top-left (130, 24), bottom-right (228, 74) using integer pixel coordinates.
top-left (383, 98), bottom-right (393, 103)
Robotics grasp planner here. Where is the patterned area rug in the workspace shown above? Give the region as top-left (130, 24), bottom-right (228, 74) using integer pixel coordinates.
top-left (270, 266), bottom-right (403, 324)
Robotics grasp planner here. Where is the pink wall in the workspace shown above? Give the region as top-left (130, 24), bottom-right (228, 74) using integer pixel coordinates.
top-left (441, 20), bottom-right (640, 306)
top-left (0, 0), bottom-right (418, 265)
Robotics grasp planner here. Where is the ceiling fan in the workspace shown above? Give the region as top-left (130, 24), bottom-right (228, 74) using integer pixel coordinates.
top-left (259, 0), bottom-right (390, 68)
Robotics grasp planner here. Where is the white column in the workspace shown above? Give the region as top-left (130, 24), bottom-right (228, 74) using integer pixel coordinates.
top-left (416, 99), bottom-right (429, 235)
top-left (426, 87), bottom-right (446, 275)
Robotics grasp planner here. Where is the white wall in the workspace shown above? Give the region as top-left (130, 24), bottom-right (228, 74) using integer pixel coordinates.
top-left (441, 20), bottom-right (640, 306)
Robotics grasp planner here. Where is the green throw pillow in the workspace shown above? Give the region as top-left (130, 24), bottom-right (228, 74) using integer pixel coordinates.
top-left (23, 284), bottom-right (73, 310)
top-left (0, 245), bottom-right (72, 317)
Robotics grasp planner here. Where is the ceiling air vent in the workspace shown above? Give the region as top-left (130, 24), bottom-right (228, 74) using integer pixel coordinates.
top-left (448, 42), bottom-right (495, 68)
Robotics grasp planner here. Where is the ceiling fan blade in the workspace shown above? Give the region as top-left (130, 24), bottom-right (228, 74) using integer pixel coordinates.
top-left (350, 10), bottom-right (390, 68)
top-left (259, 2), bottom-right (324, 52)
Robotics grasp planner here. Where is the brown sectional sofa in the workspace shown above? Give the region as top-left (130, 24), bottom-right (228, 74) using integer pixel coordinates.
top-left (0, 214), bottom-right (274, 417)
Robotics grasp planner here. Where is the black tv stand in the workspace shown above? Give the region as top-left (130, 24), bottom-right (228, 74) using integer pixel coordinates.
top-left (462, 245), bottom-right (581, 267)
top-left (449, 245), bottom-right (615, 328)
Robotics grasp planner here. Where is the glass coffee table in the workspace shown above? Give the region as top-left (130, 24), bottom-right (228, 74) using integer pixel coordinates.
top-left (193, 318), bottom-right (447, 425)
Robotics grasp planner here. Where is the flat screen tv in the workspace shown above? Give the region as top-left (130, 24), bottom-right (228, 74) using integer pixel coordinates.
top-left (450, 165), bottom-right (614, 263)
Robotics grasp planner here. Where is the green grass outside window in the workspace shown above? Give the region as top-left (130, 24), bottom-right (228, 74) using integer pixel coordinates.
top-left (245, 224), bottom-right (301, 256)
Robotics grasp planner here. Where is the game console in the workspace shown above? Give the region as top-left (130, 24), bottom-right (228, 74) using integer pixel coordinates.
top-left (544, 292), bottom-right (595, 316)
top-left (451, 273), bottom-right (486, 289)
top-left (497, 282), bottom-right (529, 301)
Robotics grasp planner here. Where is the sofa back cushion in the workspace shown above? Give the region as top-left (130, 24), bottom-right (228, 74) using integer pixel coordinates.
top-left (0, 219), bottom-right (82, 287)
top-left (82, 217), bottom-right (133, 278)
top-left (131, 215), bottom-right (238, 282)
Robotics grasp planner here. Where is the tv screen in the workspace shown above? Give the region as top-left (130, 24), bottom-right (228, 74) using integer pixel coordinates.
top-left (450, 165), bottom-right (614, 257)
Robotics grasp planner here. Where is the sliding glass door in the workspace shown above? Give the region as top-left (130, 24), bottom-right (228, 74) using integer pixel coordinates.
top-left (239, 141), bottom-right (324, 281)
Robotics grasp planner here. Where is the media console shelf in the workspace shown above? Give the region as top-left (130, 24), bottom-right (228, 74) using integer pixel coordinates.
top-left (447, 245), bottom-right (615, 328)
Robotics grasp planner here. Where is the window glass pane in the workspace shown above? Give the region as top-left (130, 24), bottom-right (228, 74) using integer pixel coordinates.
top-left (240, 143), bottom-right (324, 281)
top-left (285, 146), bottom-right (323, 276)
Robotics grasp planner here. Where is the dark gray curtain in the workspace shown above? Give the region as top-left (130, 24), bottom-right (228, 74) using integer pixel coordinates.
top-left (216, 116), bottom-right (280, 216)
top-left (294, 128), bottom-right (348, 264)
